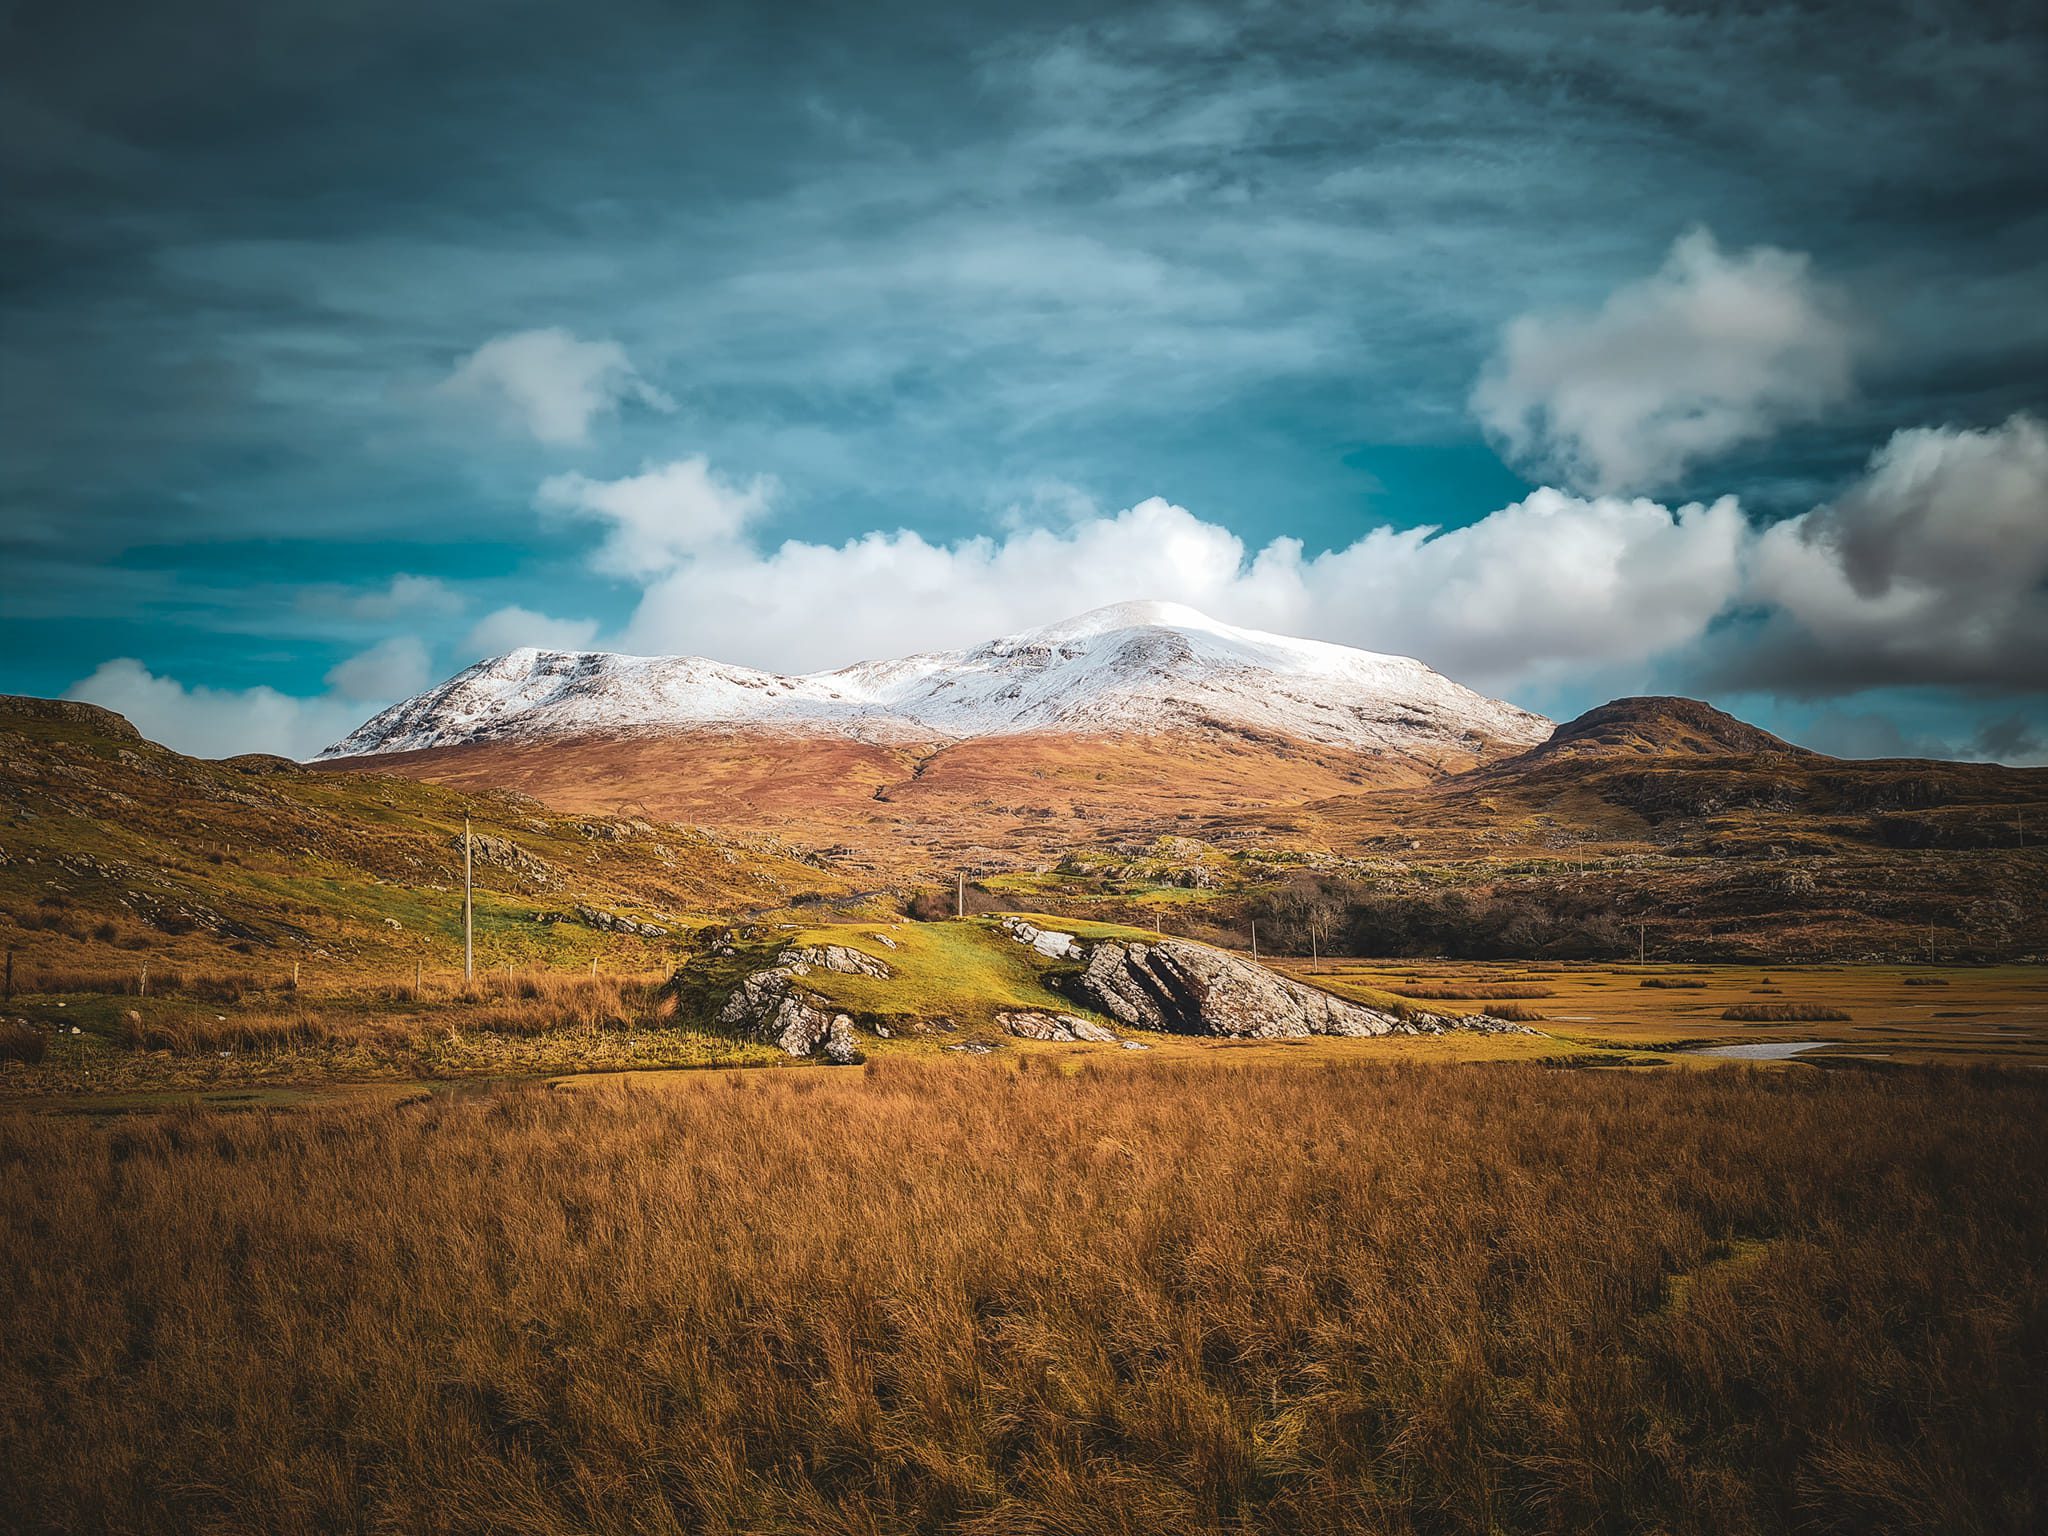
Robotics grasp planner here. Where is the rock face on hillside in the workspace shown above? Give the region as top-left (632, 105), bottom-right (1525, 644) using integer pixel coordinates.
top-left (1069, 938), bottom-right (1526, 1039)
top-left (0, 695), bottom-right (143, 740)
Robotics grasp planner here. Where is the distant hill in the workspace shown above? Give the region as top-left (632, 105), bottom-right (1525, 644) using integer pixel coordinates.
top-left (1513, 697), bottom-right (1810, 762)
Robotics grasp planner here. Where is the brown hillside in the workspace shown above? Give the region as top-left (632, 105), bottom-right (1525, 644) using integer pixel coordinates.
top-left (1510, 696), bottom-right (1811, 763)
top-left (319, 723), bottom-right (1464, 876)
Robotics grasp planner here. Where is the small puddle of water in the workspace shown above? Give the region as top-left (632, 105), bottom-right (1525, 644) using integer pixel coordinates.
top-left (1694, 1040), bottom-right (1837, 1061)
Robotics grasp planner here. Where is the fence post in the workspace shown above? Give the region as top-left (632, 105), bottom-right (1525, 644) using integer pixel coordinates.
top-left (463, 817), bottom-right (475, 984)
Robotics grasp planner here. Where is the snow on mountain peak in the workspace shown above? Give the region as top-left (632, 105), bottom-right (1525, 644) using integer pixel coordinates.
top-left (318, 606), bottom-right (1550, 761)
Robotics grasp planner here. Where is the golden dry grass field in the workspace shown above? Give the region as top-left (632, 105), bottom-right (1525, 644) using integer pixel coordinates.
top-left (1, 1059), bottom-right (2042, 1536)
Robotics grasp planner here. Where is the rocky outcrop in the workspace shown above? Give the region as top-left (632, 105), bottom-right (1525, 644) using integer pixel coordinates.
top-left (711, 944), bottom-right (888, 1060)
top-left (776, 944), bottom-right (892, 978)
top-left (997, 1010), bottom-right (1121, 1043)
top-left (448, 830), bottom-right (556, 885)
top-left (998, 916), bottom-right (1083, 960)
top-left (573, 903), bottom-right (669, 938)
top-left (716, 967), bottom-right (861, 1060)
top-left (1069, 938), bottom-right (1530, 1040)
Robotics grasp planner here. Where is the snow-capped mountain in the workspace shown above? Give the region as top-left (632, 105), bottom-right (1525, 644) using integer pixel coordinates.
top-left (319, 601), bottom-right (1550, 760)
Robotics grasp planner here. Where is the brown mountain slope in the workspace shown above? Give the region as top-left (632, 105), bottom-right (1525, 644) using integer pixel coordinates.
top-left (317, 723), bottom-right (1460, 877)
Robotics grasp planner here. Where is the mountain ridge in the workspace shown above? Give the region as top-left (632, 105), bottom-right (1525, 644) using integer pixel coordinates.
top-left (319, 601), bottom-right (1551, 764)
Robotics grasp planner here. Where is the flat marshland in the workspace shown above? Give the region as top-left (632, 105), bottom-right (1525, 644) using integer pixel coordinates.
top-left (2, 1061), bottom-right (2042, 1534)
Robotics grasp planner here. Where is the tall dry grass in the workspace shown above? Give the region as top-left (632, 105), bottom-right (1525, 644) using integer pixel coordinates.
top-left (0, 1062), bottom-right (2040, 1535)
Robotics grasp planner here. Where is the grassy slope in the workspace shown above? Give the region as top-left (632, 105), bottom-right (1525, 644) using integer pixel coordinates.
top-left (0, 699), bottom-right (865, 988)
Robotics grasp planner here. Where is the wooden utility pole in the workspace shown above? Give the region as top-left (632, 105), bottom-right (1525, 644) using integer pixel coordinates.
top-left (1639, 923), bottom-right (1646, 967)
top-left (1250, 919), bottom-right (1258, 961)
top-left (463, 817), bottom-right (475, 984)
top-left (1310, 924), bottom-right (1319, 974)
top-left (956, 871), bottom-right (965, 919)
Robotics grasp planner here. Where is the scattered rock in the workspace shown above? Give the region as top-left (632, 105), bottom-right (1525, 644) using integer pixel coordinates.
top-left (945, 1040), bottom-right (1001, 1054)
top-left (449, 831), bottom-right (555, 885)
top-left (998, 915), bottom-right (1083, 960)
top-left (569, 903), bottom-right (669, 939)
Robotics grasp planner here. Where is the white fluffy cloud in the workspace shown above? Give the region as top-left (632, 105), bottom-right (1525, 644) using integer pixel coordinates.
top-left (439, 327), bottom-right (674, 446)
top-left (537, 455), bottom-right (778, 577)
top-left (612, 488), bottom-right (1748, 689)
top-left (465, 605), bottom-right (603, 656)
top-left (1746, 413), bottom-right (2048, 690)
top-left (65, 660), bottom-right (372, 761)
top-left (323, 635), bottom-right (431, 701)
top-left (1473, 228), bottom-right (1855, 494)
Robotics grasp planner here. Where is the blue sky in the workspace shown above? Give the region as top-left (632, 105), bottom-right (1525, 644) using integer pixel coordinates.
top-left (2, 0), bottom-right (2044, 759)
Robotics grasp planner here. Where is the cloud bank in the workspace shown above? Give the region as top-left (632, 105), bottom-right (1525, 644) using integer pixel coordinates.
top-left (596, 476), bottom-right (1748, 690)
top-left (67, 634), bottom-right (441, 760)
top-left (1473, 229), bottom-right (1856, 495)
top-left (66, 660), bottom-right (374, 761)
top-left (59, 413), bottom-right (2046, 757)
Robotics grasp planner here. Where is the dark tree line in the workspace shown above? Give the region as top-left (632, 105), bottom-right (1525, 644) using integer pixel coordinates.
top-left (1244, 875), bottom-right (1634, 960)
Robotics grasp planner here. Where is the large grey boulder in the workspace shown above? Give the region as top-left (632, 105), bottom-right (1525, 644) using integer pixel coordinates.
top-left (1070, 938), bottom-right (1529, 1040)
